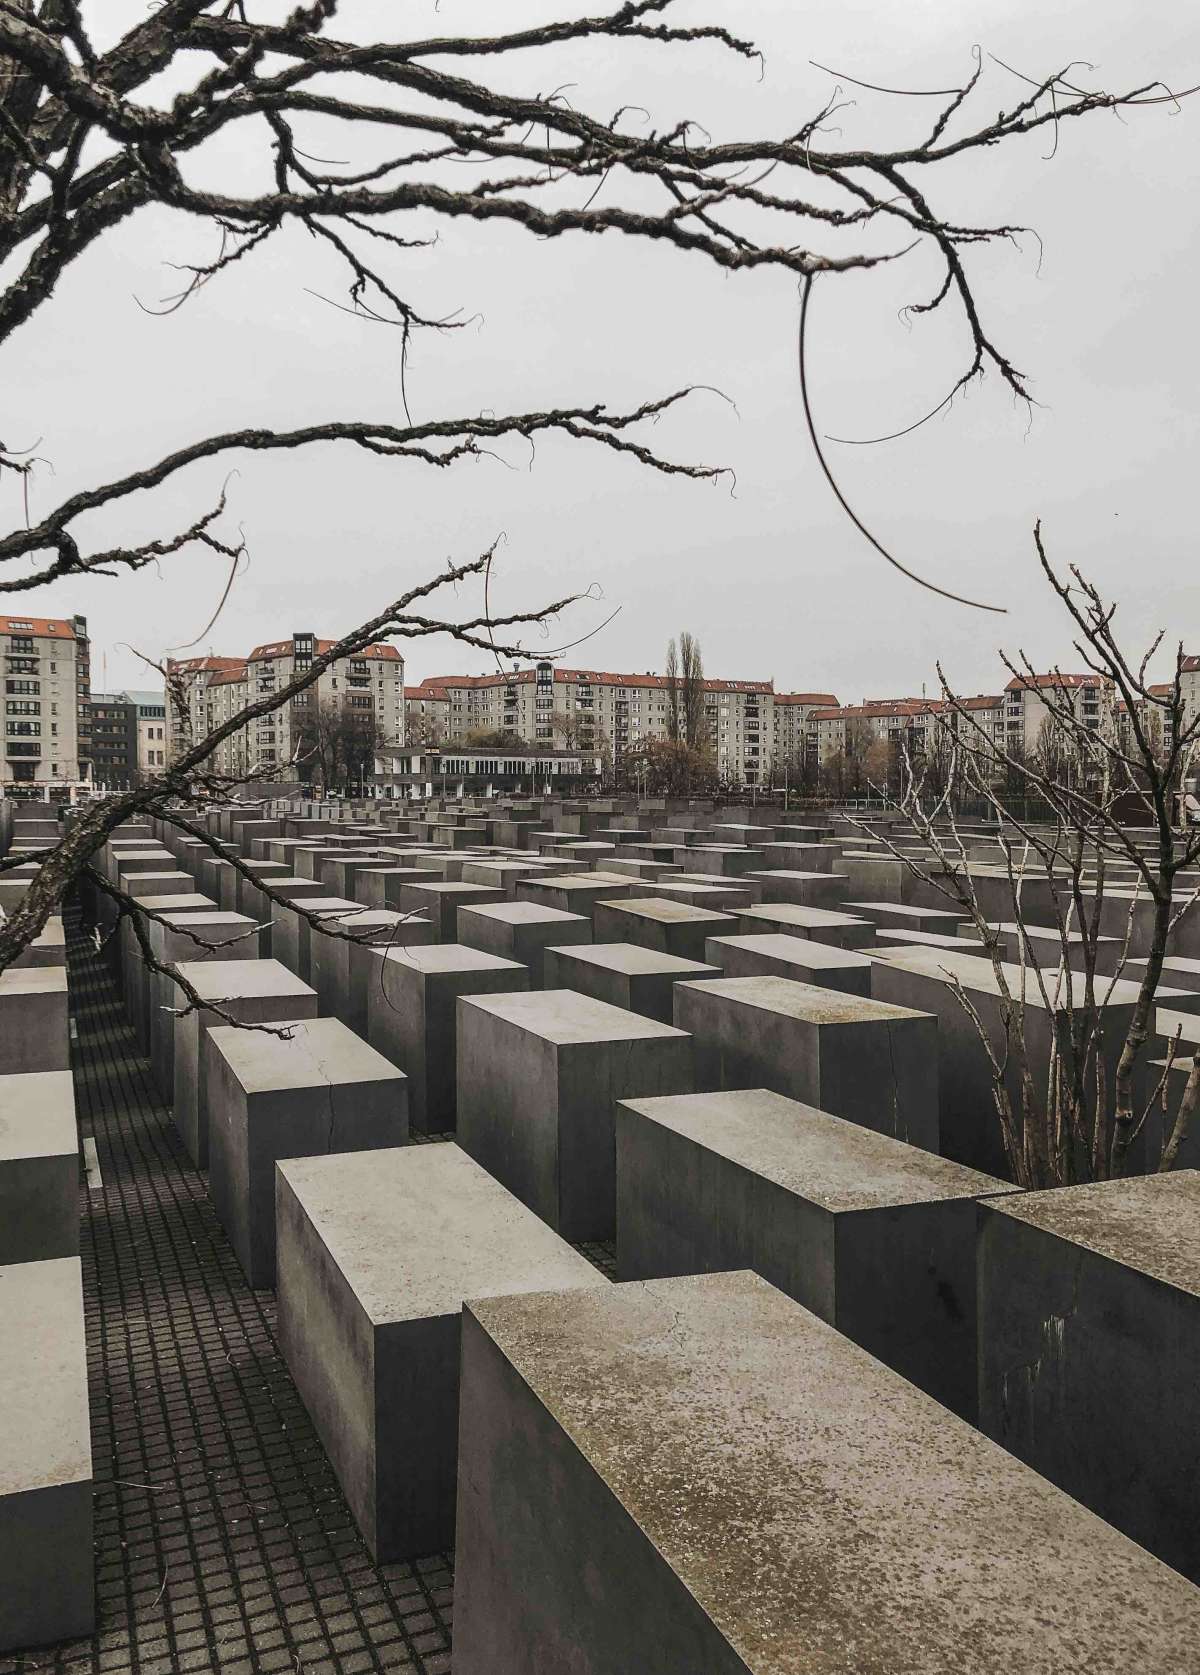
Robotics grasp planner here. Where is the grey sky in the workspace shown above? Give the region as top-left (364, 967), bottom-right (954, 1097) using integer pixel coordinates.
top-left (6, 0), bottom-right (1198, 702)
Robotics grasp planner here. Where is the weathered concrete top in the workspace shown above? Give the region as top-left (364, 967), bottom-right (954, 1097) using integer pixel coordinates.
top-left (157, 911), bottom-right (253, 933)
top-left (289, 895), bottom-right (358, 915)
top-left (870, 945), bottom-right (1191, 1013)
top-left (0, 966), bottom-right (67, 999)
top-left (466, 1269), bottom-right (1200, 1673)
top-left (706, 935), bottom-right (869, 972)
top-left (173, 958), bottom-right (314, 1003)
top-left (986, 1171), bottom-right (1200, 1297)
top-left (207, 1016), bottom-right (405, 1095)
top-left (677, 974), bottom-right (927, 1026)
top-left (0, 1256), bottom-right (91, 1496)
top-left (278, 1144), bottom-right (600, 1325)
top-left (376, 942), bottom-right (525, 978)
top-left (462, 986), bottom-right (688, 1046)
top-left (598, 897), bottom-right (733, 927)
top-left (548, 942), bottom-right (718, 979)
top-left (1154, 1006), bottom-right (1200, 1044)
top-left (460, 901), bottom-right (586, 928)
top-left (847, 901), bottom-right (965, 921)
top-left (737, 904), bottom-right (869, 932)
top-left (0, 1069), bottom-right (76, 1161)
top-left (135, 894), bottom-right (215, 912)
top-left (619, 1088), bottom-right (1010, 1211)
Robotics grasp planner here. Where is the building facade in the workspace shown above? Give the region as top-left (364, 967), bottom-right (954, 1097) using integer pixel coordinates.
top-left (167, 634), bottom-right (405, 781)
top-left (84, 694), bottom-right (140, 789)
top-left (810, 695), bottom-right (1006, 769)
top-left (120, 689), bottom-right (169, 779)
top-left (1002, 674), bottom-right (1107, 756)
top-left (406, 663), bottom-right (820, 787)
top-left (1, 613), bottom-right (89, 790)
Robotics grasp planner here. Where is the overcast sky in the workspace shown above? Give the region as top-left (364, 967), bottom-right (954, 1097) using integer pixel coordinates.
top-left (6, 0), bottom-right (1198, 702)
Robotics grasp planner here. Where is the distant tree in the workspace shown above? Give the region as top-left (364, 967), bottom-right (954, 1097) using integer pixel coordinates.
top-left (550, 709), bottom-right (582, 748)
top-left (622, 737), bottom-right (718, 797)
top-left (679, 632), bottom-right (709, 752)
top-left (459, 728), bottom-right (526, 749)
top-left (295, 700), bottom-right (383, 793)
top-left (404, 710), bottom-right (441, 748)
top-left (664, 638), bottom-right (681, 743)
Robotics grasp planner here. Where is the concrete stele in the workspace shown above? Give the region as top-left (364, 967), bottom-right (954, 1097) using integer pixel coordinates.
top-left (205, 1016), bottom-right (408, 1287)
top-left (674, 974), bottom-right (939, 1153)
top-left (275, 1144), bottom-right (601, 1560)
top-left (978, 1170), bottom-right (1200, 1582)
top-left (453, 1269), bottom-right (1200, 1675)
top-left (616, 1087), bottom-right (1013, 1417)
top-left (0, 1070), bottom-right (79, 1265)
top-left (0, 1256), bottom-right (93, 1651)
top-left (457, 987), bottom-right (694, 1239)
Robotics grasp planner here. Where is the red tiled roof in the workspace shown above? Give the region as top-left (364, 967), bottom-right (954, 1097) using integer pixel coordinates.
top-left (247, 638), bottom-right (401, 663)
top-left (166, 655), bottom-right (245, 675)
top-left (412, 668), bottom-right (773, 695)
top-left (0, 615), bottom-right (77, 638)
top-left (1004, 672), bottom-right (1105, 691)
top-left (775, 692), bottom-right (839, 707)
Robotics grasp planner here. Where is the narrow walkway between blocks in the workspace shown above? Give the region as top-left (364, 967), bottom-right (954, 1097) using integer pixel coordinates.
top-left (0, 914), bottom-right (453, 1675)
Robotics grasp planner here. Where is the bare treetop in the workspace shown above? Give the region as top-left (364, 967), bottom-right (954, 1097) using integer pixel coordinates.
top-left (0, 2), bottom-right (1185, 598)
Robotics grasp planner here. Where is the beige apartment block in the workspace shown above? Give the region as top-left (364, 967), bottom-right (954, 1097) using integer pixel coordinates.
top-left (406, 662), bottom-right (817, 786)
top-left (167, 634), bottom-right (404, 778)
top-left (1, 612), bottom-right (89, 790)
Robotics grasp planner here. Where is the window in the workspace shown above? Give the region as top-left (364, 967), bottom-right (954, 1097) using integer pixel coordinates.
top-left (7, 720), bottom-right (40, 735)
top-left (6, 680), bottom-right (38, 695)
top-left (6, 700), bottom-right (39, 714)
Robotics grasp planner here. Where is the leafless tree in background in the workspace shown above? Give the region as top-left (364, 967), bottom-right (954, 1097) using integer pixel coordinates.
top-left (0, 1), bottom-right (1189, 968)
top-left (860, 533), bottom-right (1200, 1187)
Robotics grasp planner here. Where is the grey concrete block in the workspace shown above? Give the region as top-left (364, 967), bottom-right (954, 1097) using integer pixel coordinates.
top-left (674, 975), bottom-right (939, 1152)
top-left (10, 917), bottom-right (65, 970)
top-left (310, 908), bottom-right (435, 1034)
top-left (456, 901), bottom-right (591, 987)
top-left (0, 969), bottom-right (68, 1074)
top-left (394, 880), bottom-right (506, 941)
top-left (271, 895), bottom-right (357, 982)
top-left (0, 1257), bottom-right (93, 1651)
top-left (147, 913), bottom-right (263, 1097)
top-left (206, 1017), bottom-right (407, 1287)
top-left (979, 1172), bottom-right (1200, 1582)
top-left (616, 1088), bottom-right (1013, 1417)
top-left (592, 897), bottom-right (738, 963)
top-left (515, 873), bottom-right (640, 920)
top-left (452, 1270), bottom-right (1200, 1675)
top-left (173, 959), bottom-right (318, 1168)
top-left (366, 944), bottom-right (528, 1132)
top-left (457, 988), bottom-right (694, 1239)
top-left (746, 869), bottom-right (845, 907)
top-left (704, 932), bottom-right (872, 995)
top-left (0, 1072), bottom-right (79, 1265)
top-left (542, 942), bottom-right (721, 1024)
top-left (275, 1145), bottom-right (600, 1561)
top-left (735, 903), bottom-right (875, 947)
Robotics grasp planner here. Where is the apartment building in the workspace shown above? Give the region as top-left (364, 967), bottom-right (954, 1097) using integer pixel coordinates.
top-left (404, 684), bottom-right (451, 744)
top-left (1002, 674), bottom-right (1107, 755)
top-left (770, 691), bottom-right (840, 772)
top-left (167, 633), bottom-right (405, 779)
top-left (122, 689), bottom-right (169, 777)
top-left (84, 694), bottom-right (140, 789)
top-left (408, 662), bottom-right (791, 785)
top-left (811, 694), bottom-right (1006, 767)
top-left (1, 612), bottom-right (89, 789)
